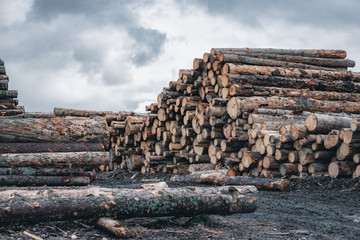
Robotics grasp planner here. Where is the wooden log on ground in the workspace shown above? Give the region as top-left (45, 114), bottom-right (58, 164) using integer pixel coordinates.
top-left (279, 163), bottom-right (298, 176)
top-left (0, 118), bottom-right (110, 145)
top-left (0, 107), bottom-right (25, 116)
top-left (0, 142), bottom-right (105, 154)
top-left (0, 152), bottom-right (109, 167)
top-left (97, 218), bottom-right (128, 238)
top-left (0, 175), bottom-right (91, 186)
top-left (0, 185), bottom-right (258, 225)
top-left (170, 170), bottom-right (289, 191)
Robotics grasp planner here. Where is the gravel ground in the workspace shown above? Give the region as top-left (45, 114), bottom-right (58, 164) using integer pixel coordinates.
top-left (0, 170), bottom-right (359, 239)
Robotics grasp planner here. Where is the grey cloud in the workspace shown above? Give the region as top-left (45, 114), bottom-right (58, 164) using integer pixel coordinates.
top-left (128, 27), bottom-right (167, 67)
top-left (184, 0), bottom-right (360, 29)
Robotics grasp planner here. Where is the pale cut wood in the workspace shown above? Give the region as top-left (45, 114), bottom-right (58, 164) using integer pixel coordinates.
top-left (97, 218), bottom-right (128, 237)
top-left (329, 161), bottom-right (356, 178)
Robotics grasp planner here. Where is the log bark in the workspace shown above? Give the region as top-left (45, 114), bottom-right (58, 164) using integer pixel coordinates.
top-left (222, 74), bottom-right (360, 93)
top-left (0, 106), bottom-right (25, 116)
top-left (0, 118), bottom-right (110, 145)
top-left (221, 64), bottom-right (360, 82)
top-left (279, 163), bottom-right (298, 176)
top-left (0, 152), bottom-right (109, 167)
top-left (54, 108), bottom-right (113, 117)
top-left (0, 90), bottom-right (17, 99)
top-left (306, 114), bottom-right (351, 133)
top-left (0, 142), bottom-right (104, 154)
top-left (0, 167), bottom-right (92, 177)
top-left (228, 84), bottom-right (360, 102)
top-left (171, 170), bottom-right (289, 191)
top-left (227, 96), bottom-right (360, 119)
top-left (0, 175), bottom-right (91, 186)
top-left (218, 53), bottom-right (346, 70)
top-left (0, 185), bottom-right (258, 225)
top-left (211, 48), bottom-right (347, 59)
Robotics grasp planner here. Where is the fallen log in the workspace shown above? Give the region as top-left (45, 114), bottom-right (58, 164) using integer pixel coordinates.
top-left (0, 142), bottom-right (105, 154)
top-left (306, 114), bottom-right (351, 133)
top-left (0, 118), bottom-right (109, 145)
top-left (170, 170), bottom-right (290, 191)
top-left (0, 167), bottom-right (92, 177)
top-left (0, 175), bottom-right (91, 186)
top-left (0, 185), bottom-right (258, 224)
top-left (0, 151), bottom-right (110, 167)
top-left (97, 218), bottom-right (128, 238)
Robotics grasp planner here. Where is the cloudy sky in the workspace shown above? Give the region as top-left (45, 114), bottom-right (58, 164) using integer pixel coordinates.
top-left (0, 0), bottom-right (359, 113)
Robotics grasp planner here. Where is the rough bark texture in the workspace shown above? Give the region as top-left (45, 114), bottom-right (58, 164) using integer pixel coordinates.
top-left (0, 152), bottom-right (110, 167)
top-left (0, 118), bottom-right (110, 145)
top-left (0, 142), bottom-right (105, 154)
top-left (170, 170), bottom-right (290, 191)
top-left (0, 175), bottom-right (91, 186)
top-left (0, 185), bottom-right (258, 225)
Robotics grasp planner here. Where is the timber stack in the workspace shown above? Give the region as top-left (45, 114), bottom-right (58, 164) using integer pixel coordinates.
top-left (0, 106), bottom-right (112, 186)
top-left (109, 47), bottom-right (360, 179)
top-left (0, 59), bottom-right (24, 117)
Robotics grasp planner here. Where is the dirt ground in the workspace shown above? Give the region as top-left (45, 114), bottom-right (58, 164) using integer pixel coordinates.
top-left (1, 170), bottom-right (360, 240)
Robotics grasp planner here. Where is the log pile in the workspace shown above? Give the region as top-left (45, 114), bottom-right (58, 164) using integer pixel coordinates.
top-left (109, 48), bottom-right (360, 179)
top-left (0, 59), bottom-right (24, 117)
top-left (0, 110), bottom-right (112, 186)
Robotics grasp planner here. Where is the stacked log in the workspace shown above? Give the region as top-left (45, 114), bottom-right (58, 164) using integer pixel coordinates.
top-left (0, 59), bottom-right (24, 117)
top-left (0, 114), bottom-right (111, 185)
top-left (109, 48), bottom-right (359, 179)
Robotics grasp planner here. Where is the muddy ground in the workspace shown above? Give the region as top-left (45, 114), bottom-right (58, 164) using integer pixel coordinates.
top-left (1, 170), bottom-right (359, 240)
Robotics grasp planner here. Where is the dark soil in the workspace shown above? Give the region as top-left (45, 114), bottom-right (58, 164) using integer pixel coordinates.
top-left (1, 170), bottom-right (360, 239)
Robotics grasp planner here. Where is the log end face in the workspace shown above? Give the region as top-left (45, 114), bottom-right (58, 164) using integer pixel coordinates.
top-left (227, 97), bottom-right (240, 120)
top-left (328, 162), bottom-right (339, 178)
top-left (279, 179), bottom-right (290, 191)
top-left (305, 114), bottom-right (317, 132)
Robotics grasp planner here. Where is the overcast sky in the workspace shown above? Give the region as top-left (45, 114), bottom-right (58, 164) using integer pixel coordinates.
top-left (0, 0), bottom-right (359, 113)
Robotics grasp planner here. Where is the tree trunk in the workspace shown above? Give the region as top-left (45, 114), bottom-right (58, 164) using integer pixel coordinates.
top-left (170, 170), bottom-right (290, 191)
top-left (53, 108), bottom-right (113, 117)
top-left (306, 114), bottom-right (351, 133)
top-left (218, 54), bottom-right (342, 70)
top-left (211, 48), bottom-right (347, 59)
top-left (227, 96), bottom-right (360, 119)
top-left (0, 175), bottom-right (91, 186)
top-left (0, 90), bottom-right (17, 99)
top-left (0, 185), bottom-right (258, 225)
top-left (222, 74), bottom-right (360, 93)
top-left (0, 142), bottom-right (105, 154)
top-left (328, 161), bottom-right (356, 178)
top-left (0, 167), bottom-right (93, 177)
top-left (217, 52), bottom-right (354, 67)
top-left (228, 84), bottom-right (360, 102)
top-left (0, 118), bottom-right (110, 145)
top-left (221, 63), bottom-right (360, 82)
top-left (0, 152), bottom-right (109, 167)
